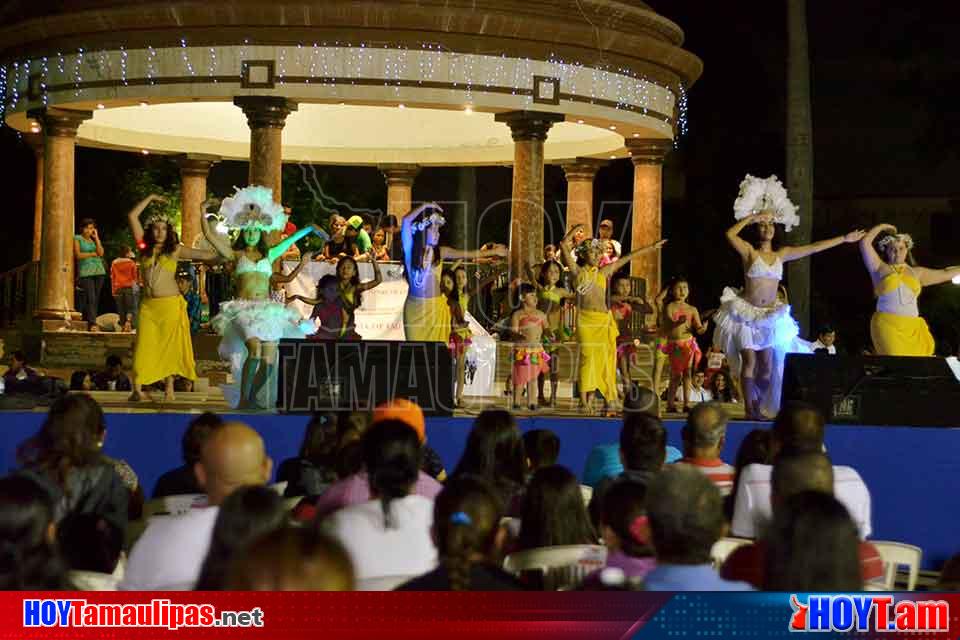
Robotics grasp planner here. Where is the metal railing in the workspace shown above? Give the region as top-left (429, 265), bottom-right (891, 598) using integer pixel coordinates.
top-left (0, 261), bottom-right (39, 328)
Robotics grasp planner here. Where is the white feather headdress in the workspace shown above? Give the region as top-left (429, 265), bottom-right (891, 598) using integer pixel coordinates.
top-left (733, 174), bottom-right (800, 232)
top-left (218, 186), bottom-right (287, 233)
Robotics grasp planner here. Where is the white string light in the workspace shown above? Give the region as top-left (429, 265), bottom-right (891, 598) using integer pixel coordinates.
top-left (208, 47), bottom-right (217, 82)
top-left (179, 38), bottom-right (195, 76)
top-left (40, 56), bottom-right (49, 106)
top-left (119, 46), bottom-right (128, 86)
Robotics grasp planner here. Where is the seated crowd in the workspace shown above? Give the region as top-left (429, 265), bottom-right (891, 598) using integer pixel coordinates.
top-left (0, 390), bottom-right (942, 592)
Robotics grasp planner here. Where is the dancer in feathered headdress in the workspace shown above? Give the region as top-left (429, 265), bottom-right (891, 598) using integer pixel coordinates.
top-left (201, 186), bottom-right (328, 409)
top-left (859, 224), bottom-right (960, 356)
top-left (713, 174), bottom-right (866, 419)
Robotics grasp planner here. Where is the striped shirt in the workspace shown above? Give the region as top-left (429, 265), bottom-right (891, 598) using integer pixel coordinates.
top-left (676, 457), bottom-right (736, 496)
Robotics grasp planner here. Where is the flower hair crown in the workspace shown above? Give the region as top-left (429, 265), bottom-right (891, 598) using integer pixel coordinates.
top-left (733, 174), bottom-right (800, 232)
top-left (218, 186), bottom-right (287, 233)
top-left (412, 212), bottom-right (445, 233)
top-left (877, 233), bottom-right (914, 252)
top-left (575, 238), bottom-right (604, 256)
top-left (144, 213), bottom-right (173, 228)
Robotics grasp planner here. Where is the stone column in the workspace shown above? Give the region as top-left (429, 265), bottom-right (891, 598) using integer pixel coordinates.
top-left (27, 107), bottom-right (92, 323)
top-left (560, 158), bottom-right (607, 238)
top-left (177, 154), bottom-right (219, 248)
top-left (626, 139), bottom-right (671, 294)
top-left (234, 97), bottom-right (297, 203)
top-left (495, 111), bottom-right (564, 277)
top-left (26, 134), bottom-right (44, 262)
top-left (379, 164), bottom-right (420, 222)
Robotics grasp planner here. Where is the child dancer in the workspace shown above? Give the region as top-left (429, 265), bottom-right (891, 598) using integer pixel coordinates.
top-left (371, 228), bottom-right (390, 261)
top-left (610, 274), bottom-right (649, 398)
top-left (661, 278), bottom-right (709, 413)
top-left (560, 224), bottom-right (667, 415)
top-left (527, 260), bottom-right (575, 407)
top-left (441, 269), bottom-right (472, 407)
top-left (327, 252), bottom-right (382, 339)
top-left (511, 284), bottom-right (550, 411)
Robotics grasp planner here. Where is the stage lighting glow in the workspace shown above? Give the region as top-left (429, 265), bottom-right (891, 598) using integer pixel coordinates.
top-left (952, 274), bottom-right (960, 285)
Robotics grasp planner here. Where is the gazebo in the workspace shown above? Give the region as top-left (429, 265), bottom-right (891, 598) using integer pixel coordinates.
top-left (0, 0), bottom-right (701, 326)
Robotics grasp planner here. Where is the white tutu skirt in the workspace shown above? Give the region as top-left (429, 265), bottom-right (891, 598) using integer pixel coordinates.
top-left (211, 299), bottom-right (313, 409)
top-left (712, 287), bottom-right (811, 418)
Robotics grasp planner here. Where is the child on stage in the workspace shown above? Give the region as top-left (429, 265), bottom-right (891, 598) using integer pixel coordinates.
top-left (527, 260), bottom-right (576, 407)
top-left (660, 278), bottom-right (709, 413)
top-left (511, 284), bottom-right (551, 411)
top-left (609, 274), bottom-right (650, 399)
top-left (441, 268), bottom-right (473, 407)
top-left (560, 224), bottom-right (667, 415)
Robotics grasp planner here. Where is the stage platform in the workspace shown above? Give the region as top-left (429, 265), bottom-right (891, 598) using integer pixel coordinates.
top-left (0, 409), bottom-right (954, 570)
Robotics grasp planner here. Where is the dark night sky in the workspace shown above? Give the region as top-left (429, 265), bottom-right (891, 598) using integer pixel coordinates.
top-left (1, 1), bottom-right (957, 349)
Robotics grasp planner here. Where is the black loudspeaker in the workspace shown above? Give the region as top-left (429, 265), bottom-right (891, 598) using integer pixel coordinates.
top-left (782, 354), bottom-right (960, 427)
top-left (277, 340), bottom-right (453, 415)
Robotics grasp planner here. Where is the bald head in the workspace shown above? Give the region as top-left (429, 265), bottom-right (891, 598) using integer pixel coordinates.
top-left (771, 452), bottom-right (834, 508)
top-left (682, 403), bottom-right (728, 458)
top-left (195, 422), bottom-right (272, 505)
top-left (772, 402), bottom-right (825, 456)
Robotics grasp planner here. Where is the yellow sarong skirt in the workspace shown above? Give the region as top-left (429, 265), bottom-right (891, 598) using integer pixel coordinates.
top-left (403, 294), bottom-right (452, 342)
top-left (870, 312), bottom-right (935, 356)
top-left (576, 309), bottom-right (620, 400)
top-left (134, 295), bottom-right (197, 385)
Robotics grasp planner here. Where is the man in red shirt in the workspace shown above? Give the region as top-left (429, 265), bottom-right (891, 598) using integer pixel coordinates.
top-left (110, 245), bottom-right (139, 332)
top-left (721, 452), bottom-right (883, 587)
top-left (676, 403), bottom-right (735, 496)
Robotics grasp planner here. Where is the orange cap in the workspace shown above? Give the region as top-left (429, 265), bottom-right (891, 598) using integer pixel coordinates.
top-left (371, 398), bottom-right (426, 442)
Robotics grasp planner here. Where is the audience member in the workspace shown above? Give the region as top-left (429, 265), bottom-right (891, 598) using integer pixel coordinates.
top-left (398, 475), bottom-right (521, 591)
top-left (517, 465), bottom-right (596, 551)
top-left (764, 491), bottom-right (864, 591)
top-left (722, 452), bottom-right (882, 589)
top-left (709, 370), bottom-right (735, 403)
top-left (16, 395), bottom-right (128, 535)
top-left (92, 355), bottom-right (132, 392)
top-left (227, 527), bottom-right (354, 591)
top-left (152, 412), bottom-right (224, 498)
top-left (676, 403), bottom-right (735, 496)
top-left (677, 370), bottom-right (712, 404)
top-left (522, 429), bottom-right (561, 473)
top-left (642, 466), bottom-right (752, 591)
top-left (588, 412), bottom-right (667, 526)
top-left (298, 402), bottom-right (443, 521)
top-left (121, 422), bottom-right (272, 590)
top-left (730, 402), bottom-right (872, 539)
top-left (110, 245), bottom-right (139, 332)
top-left (176, 270), bottom-right (203, 334)
top-left (724, 429), bottom-right (772, 521)
top-left (812, 324), bottom-right (838, 354)
top-left (195, 486), bottom-right (287, 590)
top-left (584, 481), bottom-right (655, 587)
top-left (372, 399), bottom-right (447, 481)
top-left (451, 409), bottom-right (527, 512)
top-left (70, 370), bottom-right (94, 392)
top-left (597, 219), bottom-right (622, 256)
top-left (622, 383), bottom-right (660, 416)
top-left (58, 513), bottom-right (124, 590)
top-left (277, 413), bottom-right (339, 498)
top-left (326, 420), bottom-right (438, 581)
top-left (0, 474), bottom-right (67, 590)
top-left (74, 218), bottom-right (106, 331)
top-left (4, 350), bottom-right (40, 391)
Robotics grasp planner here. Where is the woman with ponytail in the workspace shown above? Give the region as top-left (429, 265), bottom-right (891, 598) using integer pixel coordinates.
top-left (0, 475), bottom-right (67, 590)
top-left (398, 476), bottom-right (522, 591)
top-left (583, 480), bottom-right (656, 588)
top-left (326, 420), bottom-right (437, 582)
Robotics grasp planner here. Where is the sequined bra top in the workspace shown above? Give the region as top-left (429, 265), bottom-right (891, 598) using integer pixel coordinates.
top-left (746, 255), bottom-right (783, 281)
top-left (236, 255), bottom-right (273, 277)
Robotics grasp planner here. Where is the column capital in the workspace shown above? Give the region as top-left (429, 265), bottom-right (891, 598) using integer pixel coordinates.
top-left (26, 107), bottom-right (92, 138)
top-left (495, 110), bottom-right (565, 142)
top-left (378, 164), bottom-right (421, 186)
top-left (233, 96), bottom-right (298, 129)
top-left (560, 157), bottom-right (609, 181)
top-left (626, 138), bottom-right (672, 165)
top-left (176, 153), bottom-right (220, 177)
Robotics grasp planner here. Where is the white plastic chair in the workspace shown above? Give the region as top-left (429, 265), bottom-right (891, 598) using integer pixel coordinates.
top-left (504, 544), bottom-right (607, 590)
top-left (872, 541), bottom-right (922, 591)
top-left (579, 485), bottom-right (594, 507)
top-left (710, 536), bottom-right (753, 569)
top-left (356, 575), bottom-right (416, 591)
